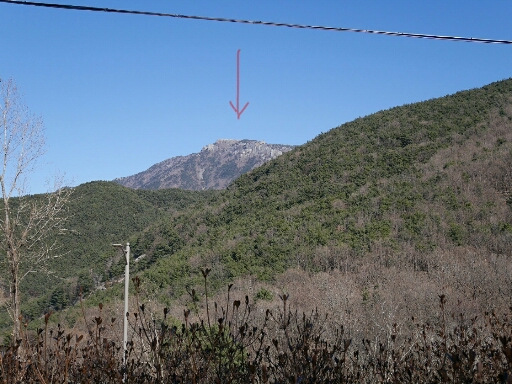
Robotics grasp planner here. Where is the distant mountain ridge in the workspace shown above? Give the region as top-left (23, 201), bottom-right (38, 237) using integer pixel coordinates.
top-left (114, 139), bottom-right (294, 190)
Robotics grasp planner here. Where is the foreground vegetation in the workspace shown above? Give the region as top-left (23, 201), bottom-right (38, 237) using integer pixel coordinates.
top-left (2, 275), bottom-right (512, 383)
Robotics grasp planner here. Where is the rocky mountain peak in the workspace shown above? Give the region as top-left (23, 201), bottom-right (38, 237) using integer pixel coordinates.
top-left (114, 139), bottom-right (294, 190)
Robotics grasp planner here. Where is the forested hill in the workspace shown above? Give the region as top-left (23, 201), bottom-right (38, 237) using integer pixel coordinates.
top-left (0, 181), bottom-right (218, 330)
top-left (48, 181), bottom-right (219, 278)
top-left (129, 78), bottom-right (512, 297)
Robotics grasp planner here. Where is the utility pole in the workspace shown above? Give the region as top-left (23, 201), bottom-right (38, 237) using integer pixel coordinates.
top-left (112, 242), bottom-right (130, 368)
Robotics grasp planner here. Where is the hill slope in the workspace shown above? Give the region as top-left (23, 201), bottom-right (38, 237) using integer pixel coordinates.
top-left (0, 181), bottom-right (218, 328)
top-left (114, 139), bottom-right (294, 190)
top-left (127, 78), bottom-right (512, 299)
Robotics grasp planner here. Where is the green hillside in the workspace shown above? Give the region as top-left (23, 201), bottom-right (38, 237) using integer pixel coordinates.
top-left (0, 181), bottom-right (218, 330)
top-left (129, 78), bottom-right (512, 300)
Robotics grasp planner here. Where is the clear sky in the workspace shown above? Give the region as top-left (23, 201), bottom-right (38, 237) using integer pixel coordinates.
top-left (1, 0), bottom-right (511, 193)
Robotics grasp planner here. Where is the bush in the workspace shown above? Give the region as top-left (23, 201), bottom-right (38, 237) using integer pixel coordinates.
top-left (255, 288), bottom-right (273, 301)
top-left (2, 277), bottom-right (512, 383)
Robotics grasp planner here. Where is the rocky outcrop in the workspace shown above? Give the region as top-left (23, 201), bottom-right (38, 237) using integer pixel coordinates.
top-left (114, 139), bottom-right (294, 190)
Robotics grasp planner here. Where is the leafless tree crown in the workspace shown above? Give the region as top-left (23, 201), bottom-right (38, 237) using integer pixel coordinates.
top-left (0, 77), bottom-right (72, 342)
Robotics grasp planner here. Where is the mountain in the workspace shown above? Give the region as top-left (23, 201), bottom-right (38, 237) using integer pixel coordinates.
top-left (3, 79), bottom-right (512, 338)
top-left (114, 139), bottom-right (295, 190)
top-left (125, 78), bottom-right (512, 307)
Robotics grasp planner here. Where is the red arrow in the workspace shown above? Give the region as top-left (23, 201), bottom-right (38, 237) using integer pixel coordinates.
top-left (229, 49), bottom-right (249, 119)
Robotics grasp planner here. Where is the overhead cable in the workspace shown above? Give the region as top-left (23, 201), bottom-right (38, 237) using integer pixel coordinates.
top-left (2, 0), bottom-right (512, 45)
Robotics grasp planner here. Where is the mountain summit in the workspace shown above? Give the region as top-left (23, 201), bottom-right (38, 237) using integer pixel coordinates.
top-left (114, 139), bottom-right (294, 190)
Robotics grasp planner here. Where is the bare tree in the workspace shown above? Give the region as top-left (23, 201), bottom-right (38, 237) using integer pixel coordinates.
top-left (0, 78), bottom-right (72, 342)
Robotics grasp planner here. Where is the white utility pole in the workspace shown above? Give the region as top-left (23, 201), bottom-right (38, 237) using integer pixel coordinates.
top-left (112, 242), bottom-right (130, 367)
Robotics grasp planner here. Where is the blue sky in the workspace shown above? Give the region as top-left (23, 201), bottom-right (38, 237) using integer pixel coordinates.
top-left (1, 0), bottom-right (511, 193)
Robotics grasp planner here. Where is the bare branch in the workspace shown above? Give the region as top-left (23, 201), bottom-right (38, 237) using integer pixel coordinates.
top-left (0, 78), bottom-right (71, 342)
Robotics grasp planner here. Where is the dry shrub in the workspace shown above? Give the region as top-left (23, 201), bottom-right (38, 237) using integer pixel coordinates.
top-left (2, 270), bottom-right (512, 383)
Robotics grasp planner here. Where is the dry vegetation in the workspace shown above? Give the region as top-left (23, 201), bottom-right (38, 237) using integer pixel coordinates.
top-left (2, 269), bottom-right (512, 383)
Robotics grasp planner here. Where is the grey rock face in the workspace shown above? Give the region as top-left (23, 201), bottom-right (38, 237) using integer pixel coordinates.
top-left (114, 139), bottom-right (294, 190)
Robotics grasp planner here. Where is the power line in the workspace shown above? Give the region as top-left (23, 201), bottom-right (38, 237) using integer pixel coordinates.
top-left (2, 0), bottom-right (512, 45)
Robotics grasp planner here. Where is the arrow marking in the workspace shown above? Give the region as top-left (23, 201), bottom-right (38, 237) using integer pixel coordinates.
top-left (229, 49), bottom-right (249, 119)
